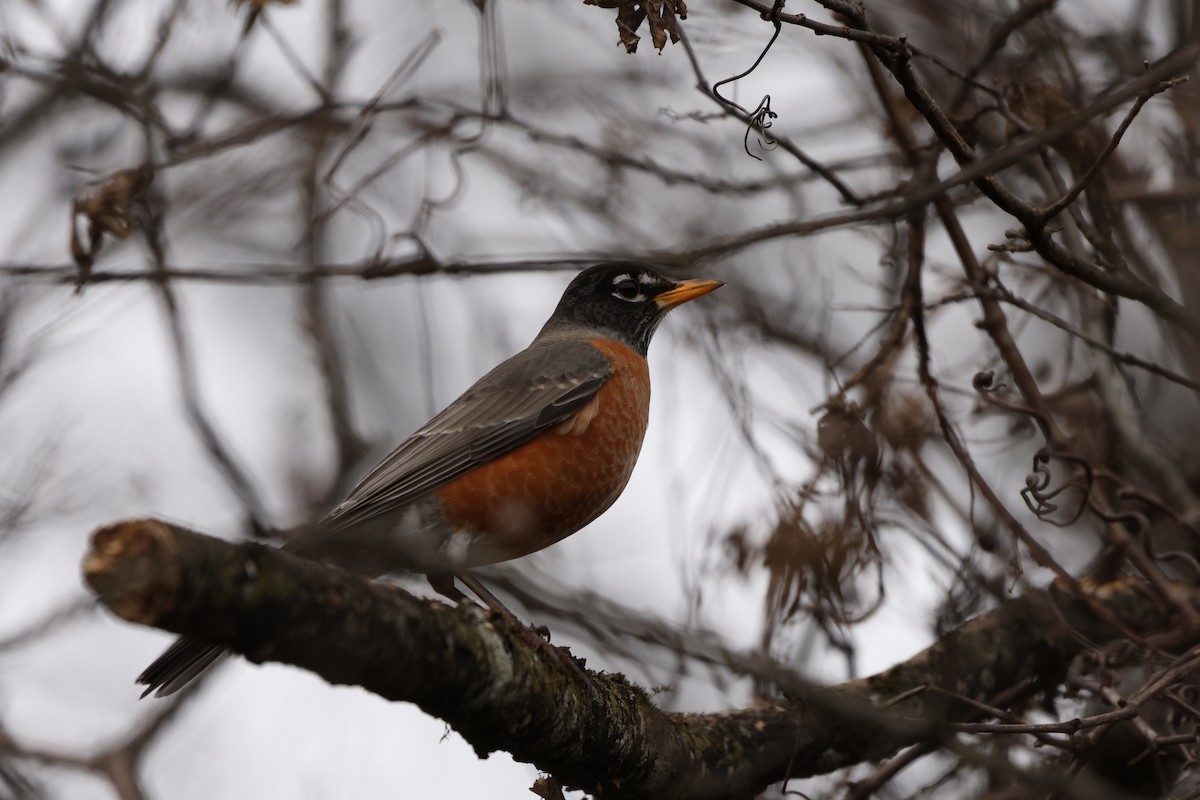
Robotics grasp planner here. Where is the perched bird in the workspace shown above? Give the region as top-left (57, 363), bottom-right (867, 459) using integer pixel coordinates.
top-left (138, 263), bottom-right (723, 696)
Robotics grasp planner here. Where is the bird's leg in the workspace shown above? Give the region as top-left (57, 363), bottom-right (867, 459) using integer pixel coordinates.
top-left (453, 571), bottom-right (506, 611)
top-left (427, 572), bottom-right (470, 604)
top-left (431, 572), bottom-right (547, 640)
top-left (453, 571), bottom-right (588, 679)
top-left (428, 572), bottom-right (523, 625)
top-left (456, 572), bottom-right (551, 640)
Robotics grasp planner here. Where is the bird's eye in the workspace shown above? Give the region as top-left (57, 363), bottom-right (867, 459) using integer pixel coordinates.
top-left (614, 279), bottom-right (641, 300)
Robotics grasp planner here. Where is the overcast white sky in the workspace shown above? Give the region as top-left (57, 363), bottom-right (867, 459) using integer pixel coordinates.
top-left (2, 0), bottom-right (1179, 797)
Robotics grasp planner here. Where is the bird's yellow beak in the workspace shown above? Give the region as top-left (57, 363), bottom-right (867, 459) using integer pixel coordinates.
top-left (654, 279), bottom-right (724, 310)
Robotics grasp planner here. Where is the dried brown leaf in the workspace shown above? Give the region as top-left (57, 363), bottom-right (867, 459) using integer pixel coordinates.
top-left (817, 400), bottom-right (879, 469)
top-left (874, 386), bottom-right (935, 451)
top-left (530, 775), bottom-right (566, 800)
top-left (1008, 80), bottom-right (1097, 169)
top-left (70, 164), bottom-right (155, 281)
top-left (583, 0), bottom-right (686, 54)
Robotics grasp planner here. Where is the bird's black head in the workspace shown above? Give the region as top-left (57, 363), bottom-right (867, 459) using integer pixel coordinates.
top-left (537, 263), bottom-right (723, 355)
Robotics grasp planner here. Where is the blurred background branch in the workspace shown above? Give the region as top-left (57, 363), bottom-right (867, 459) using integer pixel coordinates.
top-left (2, 0), bottom-right (1200, 798)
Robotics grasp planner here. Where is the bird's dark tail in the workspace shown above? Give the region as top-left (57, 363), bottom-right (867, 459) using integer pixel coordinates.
top-left (137, 637), bottom-right (226, 697)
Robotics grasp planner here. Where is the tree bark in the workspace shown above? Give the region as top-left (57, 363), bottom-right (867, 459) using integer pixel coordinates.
top-left (83, 519), bottom-right (1195, 799)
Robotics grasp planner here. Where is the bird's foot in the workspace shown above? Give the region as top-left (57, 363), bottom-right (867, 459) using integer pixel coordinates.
top-left (441, 571), bottom-right (591, 685)
top-left (515, 623), bottom-right (590, 683)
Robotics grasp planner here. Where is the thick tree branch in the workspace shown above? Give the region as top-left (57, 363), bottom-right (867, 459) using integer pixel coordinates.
top-left (83, 520), bottom-right (1199, 799)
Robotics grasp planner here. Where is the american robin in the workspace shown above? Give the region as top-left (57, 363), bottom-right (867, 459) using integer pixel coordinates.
top-left (137, 263), bottom-right (722, 696)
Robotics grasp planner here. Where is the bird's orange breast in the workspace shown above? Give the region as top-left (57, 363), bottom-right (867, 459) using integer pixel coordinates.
top-left (434, 339), bottom-right (650, 567)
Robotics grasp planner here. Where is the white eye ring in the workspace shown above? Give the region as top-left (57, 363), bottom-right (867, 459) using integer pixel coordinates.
top-left (612, 276), bottom-right (643, 302)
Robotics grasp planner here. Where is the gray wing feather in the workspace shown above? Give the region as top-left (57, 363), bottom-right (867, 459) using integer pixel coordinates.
top-left (322, 339), bottom-right (613, 532)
